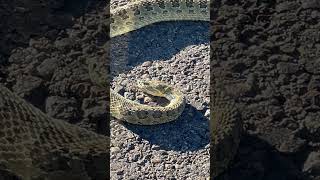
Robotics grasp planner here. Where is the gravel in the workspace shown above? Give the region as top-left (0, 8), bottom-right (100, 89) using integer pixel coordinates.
top-left (110, 43), bottom-right (210, 179)
top-left (0, 0), bottom-right (319, 179)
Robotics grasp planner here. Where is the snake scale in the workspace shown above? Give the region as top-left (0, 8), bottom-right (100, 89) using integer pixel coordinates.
top-left (0, 0), bottom-right (242, 179)
top-left (88, 0), bottom-right (210, 125)
top-left (0, 85), bottom-right (109, 180)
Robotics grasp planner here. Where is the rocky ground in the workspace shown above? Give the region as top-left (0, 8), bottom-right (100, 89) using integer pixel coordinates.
top-left (109, 12), bottom-right (210, 177)
top-left (110, 41), bottom-right (210, 179)
top-left (0, 0), bottom-right (319, 180)
top-left (211, 0), bottom-right (320, 179)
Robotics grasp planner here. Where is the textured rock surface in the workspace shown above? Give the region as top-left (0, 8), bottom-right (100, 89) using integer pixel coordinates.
top-left (0, 0), bottom-right (319, 179)
top-left (0, 0), bottom-right (97, 56)
top-left (0, 1), bottom-right (110, 179)
top-left (110, 44), bottom-right (211, 179)
top-left (211, 0), bottom-right (320, 179)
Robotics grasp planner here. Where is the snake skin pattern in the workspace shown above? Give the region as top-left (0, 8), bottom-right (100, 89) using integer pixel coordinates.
top-left (210, 89), bottom-right (242, 177)
top-left (110, 81), bottom-right (186, 125)
top-left (0, 85), bottom-right (109, 180)
top-left (0, 0), bottom-right (242, 178)
top-left (99, 0), bottom-right (210, 125)
top-left (108, 0), bottom-right (241, 177)
top-left (110, 0), bottom-right (210, 37)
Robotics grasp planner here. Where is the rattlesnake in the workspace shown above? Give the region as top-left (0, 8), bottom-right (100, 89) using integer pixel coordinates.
top-left (110, 0), bottom-right (210, 37)
top-left (0, 85), bottom-right (109, 180)
top-left (87, 0), bottom-right (210, 126)
top-left (106, 0), bottom-right (241, 177)
top-left (110, 80), bottom-right (186, 125)
top-left (0, 0), bottom-right (242, 178)
top-left (94, 0), bottom-right (211, 125)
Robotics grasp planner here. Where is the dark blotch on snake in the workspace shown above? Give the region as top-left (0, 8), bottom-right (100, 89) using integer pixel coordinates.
top-left (152, 111), bottom-right (163, 119)
top-left (186, 0), bottom-right (194, 8)
top-left (199, 0), bottom-right (207, 8)
top-left (156, 0), bottom-right (166, 9)
top-left (143, 1), bottom-right (154, 11)
top-left (170, 0), bottom-right (180, 7)
top-left (118, 9), bottom-right (130, 20)
top-left (132, 5), bottom-right (140, 15)
top-left (137, 110), bottom-right (149, 119)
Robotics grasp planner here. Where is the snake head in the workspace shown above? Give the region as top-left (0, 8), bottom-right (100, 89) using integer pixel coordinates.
top-left (136, 80), bottom-right (173, 97)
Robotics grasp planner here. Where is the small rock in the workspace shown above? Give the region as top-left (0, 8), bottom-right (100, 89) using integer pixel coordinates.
top-left (276, 1), bottom-right (299, 12)
top-left (144, 96), bottom-right (153, 103)
top-left (305, 58), bottom-right (320, 75)
top-left (185, 84), bottom-right (192, 92)
top-left (304, 112), bottom-right (320, 140)
top-left (268, 106), bottom-right (284, 121)
top-left (141, 74), bottom-right (150, 79)
top-left (54, 37), bottom-right (75, 52)
top-left (46, 96), bottom-right (78, 122)
top-left (301, 0), bottom-right (320, 9)
top-left (278, 135), bottom-right (306, 153)
top-left (151, 145), bottom-right (160, 150)
top-left (303, 151), bottom-right (320, 175)
top-left (277, 62), bottom-right (299, 74)
top-left (151, 157), bottom-right (162, 164)
top-left (116, 170), bottom-right (124, 175)
top-left (124, 92), bottom-right (135, 100)
top-left (311, 10), bottom-right (320, 19)
top-left (36, 58), bottom-right (58, 79)
top-left (280, 43), bottom-right (296, 53)
top-left (126, 143), bottom-right (135, 151)
top-left (142, 61), bottom-right (152, 67)
top-left (130, 153), bottom-right (140, 162)
top-left (111, 147), bottom-right (120, 154)
top-left (204, 109), bottom-right (210, 118)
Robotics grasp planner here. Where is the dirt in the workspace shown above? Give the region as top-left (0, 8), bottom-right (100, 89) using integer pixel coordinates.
top-left (0, 0), bottom-right (319, 179)
top-left (211, 0), bottom-right (320, 179)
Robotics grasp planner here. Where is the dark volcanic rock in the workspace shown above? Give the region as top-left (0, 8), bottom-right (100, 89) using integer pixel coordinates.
top-left (305, 58), bottom-right (320, 75)
top-left (303, 151), bottom-right (320, 175)
top-left (0, 0), bottom-right (320, 179)
top-left (46, 96), bottom-right (79, 123)
top-left (0, 0), bottom-right (99, 55)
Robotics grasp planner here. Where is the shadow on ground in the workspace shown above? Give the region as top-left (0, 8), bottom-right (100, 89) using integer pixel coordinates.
top-left (110, 21), bottom-right (209, 75)
top-left (121, 104), bottom-right (210, 152)
top-left (215, 134), bottom-right (311, 180)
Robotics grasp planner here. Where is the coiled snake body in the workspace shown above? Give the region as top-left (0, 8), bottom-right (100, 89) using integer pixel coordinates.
top-left (0, 0), bottom-right (242, 179)
top-left (97, 0), bottom-right (209, 125)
